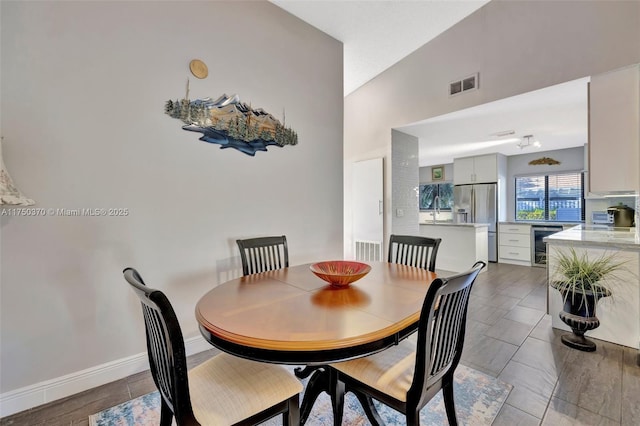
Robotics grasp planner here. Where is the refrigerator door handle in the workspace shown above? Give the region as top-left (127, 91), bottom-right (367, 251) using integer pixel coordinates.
top-left (470, 189), bottom-right (475, 223)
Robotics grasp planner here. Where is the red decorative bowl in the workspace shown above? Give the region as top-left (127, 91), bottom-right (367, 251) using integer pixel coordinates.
top-left (310, 261), bottom-right (371, 287)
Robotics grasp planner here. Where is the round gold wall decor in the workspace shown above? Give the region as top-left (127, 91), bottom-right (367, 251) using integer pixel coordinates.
top-left (189, 59), bottom-right (208, 79)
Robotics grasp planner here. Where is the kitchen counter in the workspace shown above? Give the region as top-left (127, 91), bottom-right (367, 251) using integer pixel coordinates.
top-left (545, 224), bottom-right (640, 349)
top-left (419, 223), bottom-right (488, 272)
top-left (544, 224), bottom-right (639, 251)
top-left (420, 222), bottom-right (489, 228)
top-left (500, 221), bottom-right (582, 227)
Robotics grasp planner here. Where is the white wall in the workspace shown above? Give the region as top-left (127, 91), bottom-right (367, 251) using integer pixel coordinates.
top-left (344, 0), bottom-right (640, 257)
top-left (0, 0), bottom-right (343, 402)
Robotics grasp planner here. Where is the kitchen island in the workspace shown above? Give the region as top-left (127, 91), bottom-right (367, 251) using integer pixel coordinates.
top-left (419, 222), bottom-right (488, 273)
top-left (545, 225), bottom-right (639, 349)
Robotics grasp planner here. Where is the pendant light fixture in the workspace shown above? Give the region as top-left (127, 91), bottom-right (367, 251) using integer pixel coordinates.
top-left (517, 134), bottom-right (541, 149)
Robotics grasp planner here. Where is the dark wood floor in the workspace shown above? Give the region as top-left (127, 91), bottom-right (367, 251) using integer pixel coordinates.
top-left (1, 263), bottom-right (638, 425)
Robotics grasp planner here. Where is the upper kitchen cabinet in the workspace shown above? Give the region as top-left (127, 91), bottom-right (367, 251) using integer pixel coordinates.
top-left (453, 153), bottom-right (505, 185)
top-left (588, 64), bottom-right (639, 194)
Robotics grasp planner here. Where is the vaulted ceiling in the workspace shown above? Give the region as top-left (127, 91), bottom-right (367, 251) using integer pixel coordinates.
top-left (272, 1), bottom-right (588, 166)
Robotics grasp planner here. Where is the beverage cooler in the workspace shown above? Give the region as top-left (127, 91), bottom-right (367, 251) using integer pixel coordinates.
top-left (530, 225), bottom-right (563, 267)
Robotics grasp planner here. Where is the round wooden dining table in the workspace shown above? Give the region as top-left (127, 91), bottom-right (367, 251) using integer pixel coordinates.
top-left (196, 261), bottom-right (438, 424)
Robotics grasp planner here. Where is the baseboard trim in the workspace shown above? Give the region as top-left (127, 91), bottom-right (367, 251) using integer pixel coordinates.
top-left (0, 336), bottom-right (212, 418)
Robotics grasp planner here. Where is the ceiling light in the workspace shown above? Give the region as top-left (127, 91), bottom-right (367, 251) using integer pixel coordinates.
top-left (517, 135), bottom-right (541, 149)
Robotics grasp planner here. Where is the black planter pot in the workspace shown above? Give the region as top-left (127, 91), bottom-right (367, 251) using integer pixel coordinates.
top-left (557, 287), bottom-right (611, 352)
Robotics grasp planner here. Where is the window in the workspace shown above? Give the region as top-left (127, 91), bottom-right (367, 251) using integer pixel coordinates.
top-left (419, 183), bottom-right (453, 211)
top-left (515, 172), bottom-right (584, 222)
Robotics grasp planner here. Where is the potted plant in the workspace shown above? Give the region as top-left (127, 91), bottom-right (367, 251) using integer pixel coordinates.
top-left (550, 247), bottom-right (627, 352)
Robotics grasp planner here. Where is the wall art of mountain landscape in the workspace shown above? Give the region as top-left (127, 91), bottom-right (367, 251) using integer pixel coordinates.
top-left (165, 93), bottom-right (298, 156)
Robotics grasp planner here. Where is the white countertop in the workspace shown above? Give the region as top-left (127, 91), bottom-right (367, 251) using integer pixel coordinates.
top-left (544, 225), bottom-right (640, 250)
top-left (420, 222), bottom-right (489, 228)
top-left (500, 221), bottom-right (581, 227)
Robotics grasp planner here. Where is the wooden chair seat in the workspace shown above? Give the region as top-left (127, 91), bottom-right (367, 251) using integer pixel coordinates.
top-left (331, 339), bottom-right (416, 402)
top-left (188, 353), bottom-right (302, 425)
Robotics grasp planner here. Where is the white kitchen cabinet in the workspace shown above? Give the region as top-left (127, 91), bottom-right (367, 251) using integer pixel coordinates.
top-left (498, 223), bottom-right (531, 266)
top-left (453, 154), bottom-right (499, 185)
top-left (473, 154), bottom-right (499, 183)
top-left (588, 63), bottom-right (639, 194)
top-left (453, 157), bottom-right (475, 185)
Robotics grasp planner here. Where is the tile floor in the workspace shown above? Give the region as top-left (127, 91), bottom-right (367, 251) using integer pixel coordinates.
top-left (1, 262), bottom-right (638, 425)
top-left (464, 263), bottom-right (639, 425)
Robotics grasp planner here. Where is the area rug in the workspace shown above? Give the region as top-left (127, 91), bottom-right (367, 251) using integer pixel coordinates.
top-left (89, 365), bottom-right (511, 425)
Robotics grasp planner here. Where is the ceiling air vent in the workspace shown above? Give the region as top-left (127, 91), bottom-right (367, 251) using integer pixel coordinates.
top-left (449, 73), bottom-right (479, 97)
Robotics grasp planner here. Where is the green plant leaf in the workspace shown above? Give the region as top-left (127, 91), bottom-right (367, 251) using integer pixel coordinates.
top-left (550, 247), bottom-right (629, 311)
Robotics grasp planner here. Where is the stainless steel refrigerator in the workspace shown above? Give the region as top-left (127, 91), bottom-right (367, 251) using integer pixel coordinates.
top-left (454, 183), bottom-right (498, 262)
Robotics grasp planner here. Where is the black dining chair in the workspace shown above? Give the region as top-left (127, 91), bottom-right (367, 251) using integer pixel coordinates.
top-left (123, 267), bottom-right (302, 426)
top-left (329, 261), bottom-right (486, 426)
top-left (236, 235), bottom-right (289, 276)
top-left (388, 234), bottom-right (442, 272)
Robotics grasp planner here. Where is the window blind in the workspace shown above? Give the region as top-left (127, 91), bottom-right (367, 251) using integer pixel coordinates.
top-left (515, 172), bottom-right (583, 222)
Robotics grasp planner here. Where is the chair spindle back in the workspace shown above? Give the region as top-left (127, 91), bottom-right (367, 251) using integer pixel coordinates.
top-left (236, 235), bottom-right (289, 276)
top-left (123, 268), bottom-right (198, 424)
top-left (388, 234), bottom-right (442, 272)
top-left (409, 261), bottom-right (485, 404)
